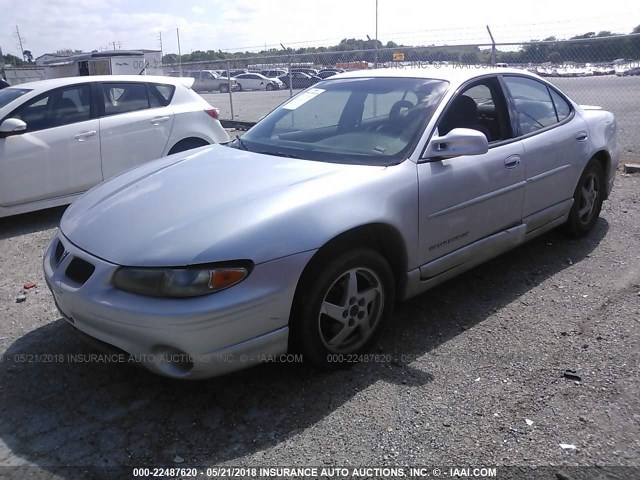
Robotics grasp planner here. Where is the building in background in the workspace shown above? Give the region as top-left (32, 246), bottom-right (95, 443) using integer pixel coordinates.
top-left (3, 49), bottom-right (163, 85)
top-left (43, 50), bottom-right (162, 79)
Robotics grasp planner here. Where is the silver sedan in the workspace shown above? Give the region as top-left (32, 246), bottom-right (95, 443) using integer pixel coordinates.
top-left (43, 68), bottom-right (619, 379)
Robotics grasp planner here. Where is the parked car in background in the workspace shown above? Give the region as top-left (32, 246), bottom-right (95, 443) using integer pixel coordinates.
top-left (234, 73), bottom-right (284, 91)
top-left (290, 67), bottom-right (319, 76)
top-left (278, 72), bottom-right (322, 89)
top-left (319, 68), bottom-right (345, 75)
top-left (43, 68), bottom-right (618, 379)
top-left (169, 70), bottom-right (238, 93)
top-left (217, 69), bottom-right (249, 78)
top-left (0, 75), bottom-right (229, 218)
top-left (261, 69), bottom-right (287, 78)
top-left (622, 66), bottom-right (640, 76)
top-left (318, 71), bottom-right (339, 79)
top-left (592, 65), bottom-right (616, 76)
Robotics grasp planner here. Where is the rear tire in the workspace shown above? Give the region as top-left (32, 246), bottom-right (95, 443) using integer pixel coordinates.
top-left (236, 84), bottom-right (243, 92)
top-left (290, 249), bottom-right (395, 368)
top-left (564, 159), bottom-right (605, 237)
top-left (266, 83), bottom-right (274, 91)
top-left (219, 84), bottom-right (229, 93)
top-left (168, 138), bottom-right (209, 155)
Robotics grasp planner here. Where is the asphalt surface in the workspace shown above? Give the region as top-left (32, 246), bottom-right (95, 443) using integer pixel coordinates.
top-left (0, 169), bottom-right (638, 478)
top-left (204, 75), bottom-right (640, 160)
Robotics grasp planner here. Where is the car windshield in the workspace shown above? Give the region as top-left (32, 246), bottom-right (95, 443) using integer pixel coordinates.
top-left (0, 88), bottom-right (31, 109)
top-left (232, 77), bottom-right (448, 165)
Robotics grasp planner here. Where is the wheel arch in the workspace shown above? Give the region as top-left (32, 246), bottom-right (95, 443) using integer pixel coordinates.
top-left (294, 223), bottom-right (409, 304)
top-left (167, 137), bottom-right (210, 155)
top-left (591, 150), bottom-right (611, 199)
top-left (288, 222), bottom-right (407, 354)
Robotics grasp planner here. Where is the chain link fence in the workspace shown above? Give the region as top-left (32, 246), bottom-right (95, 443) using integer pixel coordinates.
top-left (163, 34), bottom-right (640, 159)
top-left (2, 34), bottom-right (638, 158)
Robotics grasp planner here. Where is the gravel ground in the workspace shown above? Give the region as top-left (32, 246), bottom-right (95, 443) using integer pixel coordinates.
top-left (0, 169), bottom-right (638, 478)
top-left (204, 75), bottom-right (640, 160)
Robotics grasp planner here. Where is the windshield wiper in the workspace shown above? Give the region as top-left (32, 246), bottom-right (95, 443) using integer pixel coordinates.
top-left (257, 150), bottom-right (302, 159)
top-left (233, 137), bottom-right (249, 150)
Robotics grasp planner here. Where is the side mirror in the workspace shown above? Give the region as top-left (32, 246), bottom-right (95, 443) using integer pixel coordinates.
top-left (425, 128), bottom-right (489, 160)
top-left (0, 118), bottom-right (27, 138)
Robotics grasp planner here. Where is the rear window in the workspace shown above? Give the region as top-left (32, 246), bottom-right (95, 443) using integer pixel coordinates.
top-left (0, 88), bottom-right (31, 109)
top-left (148, 83), bottom-right (175, 107)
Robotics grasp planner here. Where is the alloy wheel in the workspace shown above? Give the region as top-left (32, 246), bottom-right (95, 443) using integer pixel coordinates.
top-left (317, 267), bottom-right (384, 353)
top-left (578, 172), bottom-right (600, 223)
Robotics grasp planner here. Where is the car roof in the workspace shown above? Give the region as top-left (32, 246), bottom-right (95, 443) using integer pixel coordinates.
top-left (330, 66), bottom-right (538, 87)
top-left (4, 75), bottom-right (191, 91)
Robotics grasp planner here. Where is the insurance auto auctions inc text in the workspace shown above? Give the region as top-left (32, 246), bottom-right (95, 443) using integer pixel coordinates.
top-left (201, 466), bottom-right (497, 478)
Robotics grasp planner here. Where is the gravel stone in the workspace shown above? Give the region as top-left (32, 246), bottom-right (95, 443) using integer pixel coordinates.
top-left (0, 173), bottom-right (638, 471)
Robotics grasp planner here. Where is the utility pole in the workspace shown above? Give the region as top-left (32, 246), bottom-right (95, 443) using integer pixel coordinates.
top-left (375, 0), bottom-right (379, 68)
top-left (226, 61), bottom-right (234, 120)
top-left (176, 28), bottom-right (182, 76)
top-left (112, 41), bottom-right (122, 51)
top-left (14, 25), bottom-right (25, 61)
top-left (158, 31), bottom-right (163, 56)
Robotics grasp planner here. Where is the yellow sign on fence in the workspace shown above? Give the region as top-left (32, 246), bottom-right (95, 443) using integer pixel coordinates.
top-left (392, 52), bottom-right (405, 62)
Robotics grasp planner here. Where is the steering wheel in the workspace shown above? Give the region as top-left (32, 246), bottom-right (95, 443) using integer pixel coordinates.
top-left (371, 100), bottom-right (415, 133)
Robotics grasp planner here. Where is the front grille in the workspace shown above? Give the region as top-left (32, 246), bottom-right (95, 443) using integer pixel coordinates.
top-left (54, 240), bottom-right (65, 264)
top-left (65, 258), bottom-right (95, 285)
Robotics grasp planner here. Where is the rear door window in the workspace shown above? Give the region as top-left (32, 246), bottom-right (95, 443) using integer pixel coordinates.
top-left (101, 83), bottom-right (149, 116)
top-left (503, 76), bottom-right (566, 135)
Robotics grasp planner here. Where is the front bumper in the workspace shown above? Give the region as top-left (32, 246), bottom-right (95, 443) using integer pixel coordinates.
top-left (43, 231), bottom-right (315, 379)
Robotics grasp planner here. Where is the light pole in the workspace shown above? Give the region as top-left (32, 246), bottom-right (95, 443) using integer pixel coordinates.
top-left (375, 0), bottom-right (379, 68)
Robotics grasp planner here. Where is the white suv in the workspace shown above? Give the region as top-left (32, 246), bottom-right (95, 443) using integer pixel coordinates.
top-left (0, 75), bottom-right (229, 218)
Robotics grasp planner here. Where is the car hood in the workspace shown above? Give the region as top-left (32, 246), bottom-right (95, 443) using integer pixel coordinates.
top-left (61, 145), bottom-right (388, 266)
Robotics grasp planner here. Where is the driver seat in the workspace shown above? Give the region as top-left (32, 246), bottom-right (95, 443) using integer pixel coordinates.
top-left (438, 95), bottom-right (490, 139)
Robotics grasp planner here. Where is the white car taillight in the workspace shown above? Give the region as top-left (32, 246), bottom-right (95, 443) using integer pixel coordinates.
top-left (205, 109), bottom-right (219, 120)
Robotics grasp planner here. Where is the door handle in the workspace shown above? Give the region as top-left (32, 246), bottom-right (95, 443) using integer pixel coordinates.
top-left (150, 116), bottom-right (170, 125)
top-left (504, 155), bottom-right (521, 169)
top-left (576, 131), bottom-right (588, 141)
top-left (74, 131), bottom-right (97, 141)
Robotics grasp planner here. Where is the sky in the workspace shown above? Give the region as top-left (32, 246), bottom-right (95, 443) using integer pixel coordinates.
top-left (1, 0), bottom-right (639, 59)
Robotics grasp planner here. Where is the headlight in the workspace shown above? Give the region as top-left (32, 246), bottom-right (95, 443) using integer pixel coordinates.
top-left (112, 262), bottom-right (252, 298)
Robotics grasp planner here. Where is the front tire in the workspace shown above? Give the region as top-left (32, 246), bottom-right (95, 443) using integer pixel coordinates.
top-left (219, 84), bottom-right (229, 93)
top-left (266, 83), bottom-right (274, 91)
top-left (564, 159), bottom-right (605, 237)
top-left (291, 249), bottom-right (395, 368)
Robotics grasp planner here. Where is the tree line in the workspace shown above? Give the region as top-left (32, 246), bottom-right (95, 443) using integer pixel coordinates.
top-left (161, 26), bottom-right (640, 66)
top-left (3, 26), bottom-right (639, 68)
